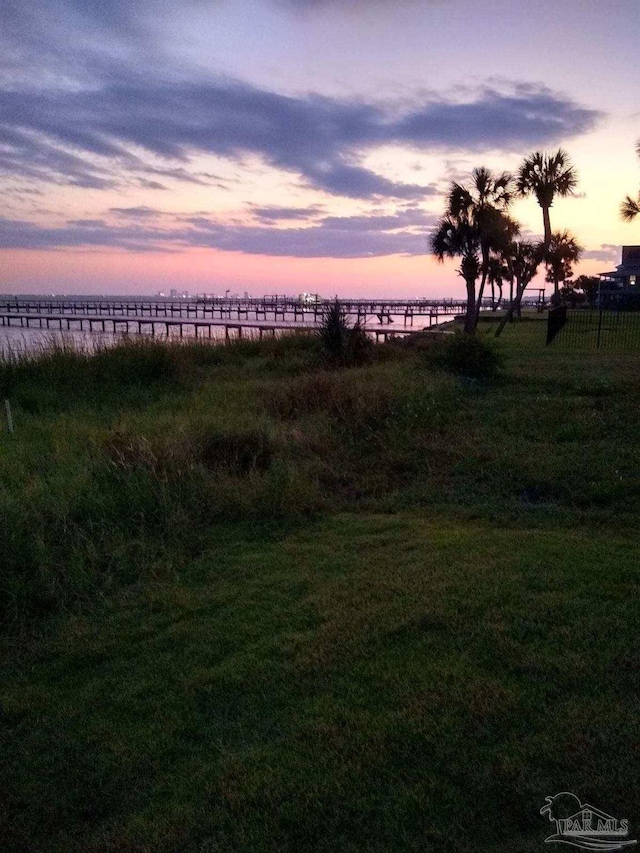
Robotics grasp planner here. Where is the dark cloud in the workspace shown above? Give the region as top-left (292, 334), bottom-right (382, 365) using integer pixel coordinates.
top-left (0, 0), bottom-right (603, 217)
top-left (0, 71), bottom-right (600, 199)
top-left (190, 223), bottom-right (427, 257)
top-left (0, 125), bottom-right (117, 189)
top-left (393, 87), bottom-right (598, 151)
top-left (109, 205), bottom-right (164, 217)
top-left (137, 178), bottom-right (168, 190)
top-left (318, 209), bottom-right (437, 230)
top-left (0, 209), bottom-right (432, 257)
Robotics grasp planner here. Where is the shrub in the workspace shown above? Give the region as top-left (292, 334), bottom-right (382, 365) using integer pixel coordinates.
top-left (318, 300), bottom-right (373, 367)
top-left (429, 332), bottom-right (503, 378)
top-left (346, 321), bottom-right (374, 366)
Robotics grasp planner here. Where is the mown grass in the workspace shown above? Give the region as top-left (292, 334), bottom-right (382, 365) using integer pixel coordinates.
top-left (1, 320), bottom-right (639, 851)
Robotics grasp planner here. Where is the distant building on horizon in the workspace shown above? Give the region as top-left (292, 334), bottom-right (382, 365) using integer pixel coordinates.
top-left (298, 292), bottom-right (322, 305)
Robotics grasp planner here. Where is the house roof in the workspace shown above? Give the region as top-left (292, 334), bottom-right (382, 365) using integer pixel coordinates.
top-left (599, 246), bottom-right (640, 279)
top-left (599, 264), bottom-right (640, 278)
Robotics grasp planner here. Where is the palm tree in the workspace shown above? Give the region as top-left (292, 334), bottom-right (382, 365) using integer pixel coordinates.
top-left (448, 166), bottom-right (515, 281)
top-left (433, 167), bottom-right (516, 332)
top-left (487, 254), bottom-right (509, 310)
top-left (495, 240), bottom-right (544, 337)
top-left (620, 139), bottom-right (640, 222)
top-left (517, 149), bottom-right (578, 252)
top-left (545, 230), bottom-right (583, 296)
top-left (477, 212), bottom-right (520, 320)
top-left (431, 210), bottom-right (480, 334)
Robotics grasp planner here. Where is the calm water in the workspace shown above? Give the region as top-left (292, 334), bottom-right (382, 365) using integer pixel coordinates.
top-left (0, 314), bottom-right (435, 357)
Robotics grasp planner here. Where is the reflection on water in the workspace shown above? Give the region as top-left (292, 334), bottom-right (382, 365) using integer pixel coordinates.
top-left (0, 314), bottom-right (434, 357)
top-left (0, 324), bottom-right (306, 356)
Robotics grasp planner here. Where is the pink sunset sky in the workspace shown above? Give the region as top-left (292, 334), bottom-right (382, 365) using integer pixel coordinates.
top-left (1, 0), bottom-right (639, 298)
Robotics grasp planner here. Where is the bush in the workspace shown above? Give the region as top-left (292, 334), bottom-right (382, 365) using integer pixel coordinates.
top-left (318, 300), bottom-right (373, 367)
top-left (429, 332), bottom-right (503, 378)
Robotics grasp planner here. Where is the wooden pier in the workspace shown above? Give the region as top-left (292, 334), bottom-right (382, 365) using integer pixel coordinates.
top-left (0, 312), bottom-right (426, 342)
top-left (0, 296), bottom-right (469, 327)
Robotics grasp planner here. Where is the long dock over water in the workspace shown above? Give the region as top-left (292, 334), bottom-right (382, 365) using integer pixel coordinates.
top-left (0, 313), bottom-right (424, 342)
top-left (0, 296), bottom-right (478, 340)
top-left (0, 296), bottom-right (469, 326)
top-left (0, 295), bottom-right (545, 341)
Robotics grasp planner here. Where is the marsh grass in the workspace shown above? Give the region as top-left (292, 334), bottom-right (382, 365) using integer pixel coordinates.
top-left (1, 319), bottom-right (640, 851)
top-left (2, 322), bottom-right (640, 625)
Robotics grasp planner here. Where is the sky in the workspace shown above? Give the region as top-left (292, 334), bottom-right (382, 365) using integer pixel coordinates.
top-left (1, 0), bottom-right (639, 297)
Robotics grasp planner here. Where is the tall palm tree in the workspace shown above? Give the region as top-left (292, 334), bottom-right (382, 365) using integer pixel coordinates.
top-left (545, 230), bottom-right (583, 296)
top-left (431, 210), bottom-right (480, 334)
top-left (517, 149), bottom-right (578, 252)
top-left (620, 139), bottom-right (640, 222)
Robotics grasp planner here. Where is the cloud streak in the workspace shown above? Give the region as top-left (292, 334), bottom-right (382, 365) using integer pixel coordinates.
top-left (0, 67), bottom-right (601, 199)
top-left (0, 208), bottom-right (436, 257)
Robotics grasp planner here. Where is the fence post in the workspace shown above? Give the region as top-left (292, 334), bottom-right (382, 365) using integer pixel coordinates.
top-left (546, 305), bottom-right (567, 345)
top-left (4, 399), bottom-right (14, 434)
top-left (596, 308), bottom-right (603, 349)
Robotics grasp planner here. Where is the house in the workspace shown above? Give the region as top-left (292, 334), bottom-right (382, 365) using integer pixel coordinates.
top-left (598, 245), bottom-right (640, 306)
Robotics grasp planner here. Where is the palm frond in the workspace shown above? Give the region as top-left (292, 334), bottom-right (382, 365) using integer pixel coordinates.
top-left (620, 194), bottom-right (640, 222)
top-left (430, 215), bottom-right (478, 261)
top-left (517, 149), bottom-right (578, 201)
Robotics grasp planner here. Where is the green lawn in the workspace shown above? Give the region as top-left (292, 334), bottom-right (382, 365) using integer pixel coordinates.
top-left (1, 321), bottom-right (639, 851)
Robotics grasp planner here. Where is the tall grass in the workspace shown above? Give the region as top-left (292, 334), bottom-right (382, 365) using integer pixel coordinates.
top-left (2, 321), bottom-right (639, 628)
top-left (0, 335), bottom-right (325, 625)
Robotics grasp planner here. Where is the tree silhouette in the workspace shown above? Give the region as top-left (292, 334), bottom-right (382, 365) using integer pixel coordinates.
top-left (487, 254), bottom-right (509, 310)
top-left (620, 139), bottom-right (640, 222)
top-left (517, 149), bottom-right (578, 252)
top-left (495, 240), bottom-right (544, 337)
top-left (545, 230), bottom-right (583, 296)
top-left (431, 210), bottom-right (481, 333)
top-left (432, 168), bottom-right (517, 333)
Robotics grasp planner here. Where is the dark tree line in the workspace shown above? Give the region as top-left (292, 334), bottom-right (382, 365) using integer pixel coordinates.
top-left (431, 149), bottom-right (583, 334)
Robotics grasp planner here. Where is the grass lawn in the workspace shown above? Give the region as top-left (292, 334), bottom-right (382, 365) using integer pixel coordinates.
top-left (1, 319), bottom-right (639, 851)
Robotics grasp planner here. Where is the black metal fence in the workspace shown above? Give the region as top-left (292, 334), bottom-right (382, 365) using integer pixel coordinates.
top-left (547, 306), bottom-right (640, 350)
